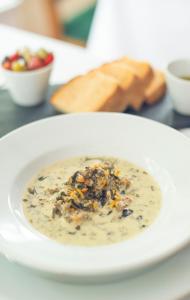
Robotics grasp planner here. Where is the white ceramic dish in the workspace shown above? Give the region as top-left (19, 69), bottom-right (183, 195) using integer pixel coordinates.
top-left (180, 127), bottom-right (190, 138)
top-left (1, 62), bottom-right (53, 106)
top-left (1, 113), bottom-right (190, 283)
top-left (165, 59), bottom-right (190, 115)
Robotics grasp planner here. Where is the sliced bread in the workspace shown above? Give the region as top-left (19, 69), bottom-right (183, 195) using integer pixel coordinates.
top-left (50, 70), bottom-right (125, 113)
top-left (117, 57), bottom-right (154, 86)
top-left (145, 70), bottom-right (166, 104)
top-left (99, 62), bottom-right (144, 110)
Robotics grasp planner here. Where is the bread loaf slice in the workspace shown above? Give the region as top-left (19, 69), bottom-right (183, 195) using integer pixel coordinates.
top-left (117, 57), bottom-right (154, 86)
top-left (99, 62), bottom-right (144, 110)
top-left (50, 71), bottom-right (125, 113)
top-left (145, 70), bottom-right (166, 104)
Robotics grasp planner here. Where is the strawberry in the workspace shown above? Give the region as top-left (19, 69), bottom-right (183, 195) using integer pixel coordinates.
top-left (27, 56), bottom-right (43, 70)
top-left (44, 53), bottom-right (54, 65)
top-left (9, 52), bottom-right (20, 62)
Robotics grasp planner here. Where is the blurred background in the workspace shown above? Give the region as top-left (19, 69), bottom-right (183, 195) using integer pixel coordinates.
top-left (1, 0), bottom-right (190, 66)
top-left (0, 0), bottom-right (96, 46)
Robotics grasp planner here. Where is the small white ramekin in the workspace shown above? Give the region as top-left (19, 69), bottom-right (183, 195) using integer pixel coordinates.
top-left (1, 62), bottom-right (53, 107)
top-left (166, 59), bottom-right (190, 115)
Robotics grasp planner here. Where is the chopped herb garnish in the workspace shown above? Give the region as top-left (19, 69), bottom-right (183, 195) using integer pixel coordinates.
top-left (48, 188), bottom-right (59, 195)
top-left (52, 205), bottom-right (62, 218)
top-left (71, 199), bottom-right (86, 210)
top-left (107, 232), bottom-right (112, 235)
top-left (51, 161), bottom-right (131, 224)
top-left (141, 224), bottom-right (146, 228)
top-left (38, 176), bottom-right (47, 181)
top-left (137, 215), bottom-right (143, 221)
top-left (28, 187), bottom-right (36, 195)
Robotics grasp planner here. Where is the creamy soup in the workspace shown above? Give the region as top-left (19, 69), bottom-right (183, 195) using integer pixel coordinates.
top-left (22, 157), bottom-right (161, 246)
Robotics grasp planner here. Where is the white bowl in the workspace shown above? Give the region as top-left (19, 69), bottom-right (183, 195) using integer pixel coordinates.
top-left (1, 113), bottom-right (190, 283)
top-left (1, 63), bottom-right (53, 106)
top-left (166, 59), bottom-right (190, 115)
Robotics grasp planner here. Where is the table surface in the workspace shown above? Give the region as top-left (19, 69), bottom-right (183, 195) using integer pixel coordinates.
top-left (1, 86), bottom-right (190, 138)
top-left (1, 25), bottom-right (190, 300)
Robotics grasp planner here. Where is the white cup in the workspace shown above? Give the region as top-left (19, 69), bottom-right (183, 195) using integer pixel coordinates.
top-left (166, 59), bottom-right (190, 115)
top-left (1, 63), bottom-right (53, 107)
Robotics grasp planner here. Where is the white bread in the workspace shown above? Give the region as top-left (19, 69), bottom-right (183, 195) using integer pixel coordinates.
top-left (117, 57), bottom-right (154, 86)
top-left (99, 62), bottom-right (145, 110)
top-left (50, 57), bottom-right (166, 113)
top-left (145, 70), bottom-right (166, 104)
top-left (50, 70), bottom-right (125, 113)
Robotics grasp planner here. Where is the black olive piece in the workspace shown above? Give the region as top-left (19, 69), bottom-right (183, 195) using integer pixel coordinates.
top-left (99, 190), bottom-right (107, 207)
top-left (122, 209), bottom-right (133, 218)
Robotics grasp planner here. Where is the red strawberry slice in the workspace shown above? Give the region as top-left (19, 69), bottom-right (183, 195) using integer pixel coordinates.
top-left (44, 53), bottom-right (54, 66)
top-left (27, 56), bottom-right (43, 70)
top-left (9, 53), bottom-right (20, 62)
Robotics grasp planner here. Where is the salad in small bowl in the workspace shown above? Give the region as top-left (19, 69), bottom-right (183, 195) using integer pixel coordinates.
top-left (1, 48), bottom-right (54, 106)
